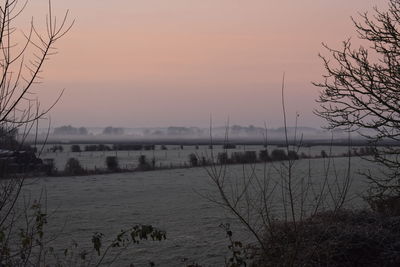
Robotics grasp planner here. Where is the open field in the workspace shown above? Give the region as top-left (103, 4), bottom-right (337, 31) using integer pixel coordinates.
top-left (20, 154), bottom-right (375, 265)
top-left (36, 144), bottom-right (364, 172)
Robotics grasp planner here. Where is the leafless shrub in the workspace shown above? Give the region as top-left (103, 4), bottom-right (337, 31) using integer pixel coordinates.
top-left (205, 75), bottom-right (353, 266)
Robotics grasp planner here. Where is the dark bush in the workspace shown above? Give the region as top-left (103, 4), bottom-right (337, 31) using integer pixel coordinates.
top-left (106, 156), bottom-right (119, 171)
top-left (71, 144), bottom-right (81, 153)
top-left (270, 149), bottom-right (288, 161)
top-left (64, 158), bottom-right (85, 175)
top-left (201, 156), bottom-right (207, 166)
top-left (217, 152), bottom-right (229, 164)
top-left (287, 150), bottom-right (299, 160)
top-left (231, 151), bottom-right (257, 164)
top-left (188, 153), bottom-right (198, 166)
top-left (254, 210), bottom-right (400, 266)
top-left (259, 150), bottom-right (270, 162)
top-left (366, 195), bottom-right (400, 216)
top-left (137, 155), bottom-right (152, 171)
top-left (43, 158), bottom-right (55, 176)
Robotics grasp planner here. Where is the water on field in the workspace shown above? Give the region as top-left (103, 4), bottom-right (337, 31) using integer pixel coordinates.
top-left (19, 148), bottom-right (379, 266)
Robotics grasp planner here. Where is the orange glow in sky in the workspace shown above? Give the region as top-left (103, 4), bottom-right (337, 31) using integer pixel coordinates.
top-left (24, 0), bottom-right (386, 127)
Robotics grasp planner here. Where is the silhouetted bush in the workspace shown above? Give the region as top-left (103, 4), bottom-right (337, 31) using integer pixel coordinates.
top-left (366, 195), bottom-right (400, 216)
top-left (64, 158), bottom-right (85, 175)
top-left (254, 210), bottom-right (400, 266)
top-left (137, 155), bottom-right (152, 171)
top-left (231, 151), bottom-right (257, 164)
top-left (287, 150), bottom-right (299, 160)
top-left (200, 156), bottom-right (207, 166)
top-left (244, 151), bottom-right (257, 162)
top-left (270, 149), bottom-right (288, 161)
top-left (43, 159), bottom-right (55, 176)
top-left (259, 150), bottom-right (271, 162)
top-left (71, 144), bottom-right (81, 153)
top-left (217, 152), bottom-right (229, 164)
top-left (106, 156), bottom-right (119, 171)
top-left (188, 153), bottom-right (198, 166)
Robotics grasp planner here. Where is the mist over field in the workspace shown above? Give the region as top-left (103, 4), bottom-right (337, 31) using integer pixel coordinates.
top-left (30, 125), bottom-right (366, 144)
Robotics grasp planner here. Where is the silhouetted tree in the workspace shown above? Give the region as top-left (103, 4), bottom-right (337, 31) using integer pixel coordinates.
top-left (0, 1), bottom-right (73, 264)
top-left (314, 0), bottom-right (400, 198)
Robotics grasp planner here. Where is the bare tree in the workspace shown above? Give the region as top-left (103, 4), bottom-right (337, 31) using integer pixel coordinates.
top-left (205, 77), bottom-right (353, 266)
top-left (0, 0), bottom-right (73, 265)
top-left (314, 0), bottom-right (400, 199)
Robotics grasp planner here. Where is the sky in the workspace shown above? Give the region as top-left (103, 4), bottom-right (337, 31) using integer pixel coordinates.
top-left (20, 0), bottom-right (386, 128)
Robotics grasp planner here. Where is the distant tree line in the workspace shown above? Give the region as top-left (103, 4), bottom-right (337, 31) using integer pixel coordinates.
top-left (54, 125), bottom-right (88, 135)
top-left (103, 127), bottom-right (124, 135)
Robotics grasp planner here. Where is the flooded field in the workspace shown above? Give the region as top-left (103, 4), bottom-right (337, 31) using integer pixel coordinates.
top-left (20, 153), bottom-right (376, 266)
top-left (37, 144), bottom-right (359, 171)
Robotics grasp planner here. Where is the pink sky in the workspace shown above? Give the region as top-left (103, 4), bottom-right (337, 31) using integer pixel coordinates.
top-left (24, 0), bottom-right (386, 128)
